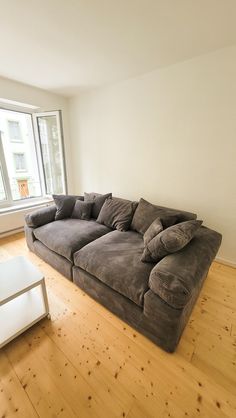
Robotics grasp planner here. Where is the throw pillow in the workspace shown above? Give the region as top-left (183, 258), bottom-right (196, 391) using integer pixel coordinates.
top-left (131, 198), bottom-right (197, 235)
top-left (97, 197), bottom-right (137, 231)
top-left (84, 192), bottom-right (112, 219)
top-left (53, 194), bottom-right (78, 220)
top-left (143, 214), bottom-right (180, 246)
top-left (71, 200), bottom-right (93, 220)
top-left (141, 220), bottom-right (202, 263)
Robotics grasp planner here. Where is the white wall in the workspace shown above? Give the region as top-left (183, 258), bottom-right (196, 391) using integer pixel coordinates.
top-left (69, 46), bottom-right (236, 265)
top-left (0, 76), bottom-right (72, 234)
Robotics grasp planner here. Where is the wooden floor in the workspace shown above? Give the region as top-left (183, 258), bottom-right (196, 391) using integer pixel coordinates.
top-left (0, 233), bottom-right (236, 418)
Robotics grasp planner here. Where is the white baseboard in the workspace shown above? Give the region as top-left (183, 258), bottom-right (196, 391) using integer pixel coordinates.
top-left (0, 227), bottom-right (24, 238)
top-left (215, 257), bottom-right (236, 269)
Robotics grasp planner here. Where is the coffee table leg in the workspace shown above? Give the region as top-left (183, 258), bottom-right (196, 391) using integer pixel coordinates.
top-left (41, 278), bottom-right (50, 319)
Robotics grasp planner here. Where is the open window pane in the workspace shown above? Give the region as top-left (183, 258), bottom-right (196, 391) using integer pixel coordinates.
top-left (0, 109), bottom-right (42, 200)
top-left (36, 112), bottom-right (66, 195)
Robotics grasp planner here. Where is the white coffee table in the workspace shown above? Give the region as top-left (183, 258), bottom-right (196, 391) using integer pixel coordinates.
top-left (0, 256), bottom-right (50, 348)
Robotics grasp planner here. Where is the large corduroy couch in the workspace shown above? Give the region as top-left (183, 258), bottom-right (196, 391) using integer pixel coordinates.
top-left (24, 193), bottom-right (221, 352)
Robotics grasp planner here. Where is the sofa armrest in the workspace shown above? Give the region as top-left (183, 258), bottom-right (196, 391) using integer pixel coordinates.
top-left (25, 205), bottom-right (57, 228)
top-left (149, 226), bottom-right (222, 309)
top-left (24, 225), bottom-right (36, 251)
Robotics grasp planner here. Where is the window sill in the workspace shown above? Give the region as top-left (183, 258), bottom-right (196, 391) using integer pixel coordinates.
top-left (0, 198), bottom-right (53, 215)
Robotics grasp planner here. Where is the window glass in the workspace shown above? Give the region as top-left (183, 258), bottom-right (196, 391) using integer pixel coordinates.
top-left (0, 109), bottom-right (42, 200)
top-left (37, 114), bottom-right (65, 194)
top-left (0, 108), bottom-right (66, 207)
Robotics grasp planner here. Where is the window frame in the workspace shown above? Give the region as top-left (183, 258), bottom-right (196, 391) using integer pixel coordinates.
top-left (0, 135), bottom-right (12, 207)
top-left (33, 110), bottom-right (67, 196)
top-left (0, 105), bottom-right (67, 209)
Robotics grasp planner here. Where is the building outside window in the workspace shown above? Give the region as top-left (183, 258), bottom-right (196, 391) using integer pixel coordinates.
top-left (0, 107), bottom-right (66, 206)
top-left (8, 120), bottom-right (22, 142)
top-left (13, 153), bottom-right (26, 172)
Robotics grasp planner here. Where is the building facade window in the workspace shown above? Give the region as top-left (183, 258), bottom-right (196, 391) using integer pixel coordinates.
top-left (0, 108), bottom-right (66, 207)
top-left (13, 153), bottom-right (26, 172)
top-left (8, 120), bottom-right (22, 142)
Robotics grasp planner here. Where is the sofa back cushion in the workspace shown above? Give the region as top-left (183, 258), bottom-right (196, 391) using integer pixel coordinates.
top-left (141, 220), bottom-right (202, 263)
top-left (143, 214), bottom-right (180, 246)
top-left (131, 198), bottom-right (197, 235)
top-left (84, 192), bottom-right (112, 219)
top-left (96, 197), bottom-right (137, 231)
top-left (71, 200), bottom-right (93, 220)
top-left (53, 194), bottom-right (83, 220)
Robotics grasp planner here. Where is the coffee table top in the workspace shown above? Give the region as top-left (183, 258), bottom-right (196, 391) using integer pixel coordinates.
top-left (0, 256), bottom-right (44, 305)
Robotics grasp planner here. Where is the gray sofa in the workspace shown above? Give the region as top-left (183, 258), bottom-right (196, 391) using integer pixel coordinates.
top-left (24, 196), bottom-right (221, 352)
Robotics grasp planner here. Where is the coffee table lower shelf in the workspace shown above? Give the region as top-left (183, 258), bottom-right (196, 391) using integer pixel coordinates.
top-left (0, 281), bottom-right (49, 349)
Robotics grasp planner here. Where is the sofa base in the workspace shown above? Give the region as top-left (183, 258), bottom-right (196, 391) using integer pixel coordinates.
top-left (25, 225), bottom-right (210, 352)
top-left (72, 266), bottom-right (188, 352)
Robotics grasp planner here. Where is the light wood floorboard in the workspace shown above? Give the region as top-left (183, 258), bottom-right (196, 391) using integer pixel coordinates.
top-left (0, 233), bottom-right (236, 418)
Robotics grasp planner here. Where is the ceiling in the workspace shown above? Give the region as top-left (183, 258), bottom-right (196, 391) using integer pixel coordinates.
top-left (0, 0), bottom-right (236, 96)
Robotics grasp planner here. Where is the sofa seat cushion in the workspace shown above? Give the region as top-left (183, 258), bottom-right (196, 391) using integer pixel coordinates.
top-left (73, 230), bottom-right (155, 307)
top-left (33, 219), bottom-right (111, 262)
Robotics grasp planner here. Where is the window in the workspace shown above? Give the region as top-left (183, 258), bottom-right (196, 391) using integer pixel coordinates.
top-left (36, 113), bottom-right (65, 195)
top-left (8, 120), bottom-right (22, 142)
top-left (0, 108), bottom-right (66, 207)
top-left (13, 153), bottom-right (26, 172)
